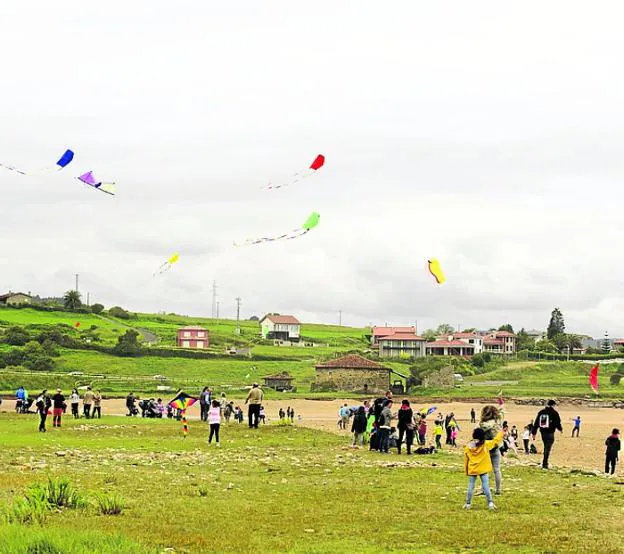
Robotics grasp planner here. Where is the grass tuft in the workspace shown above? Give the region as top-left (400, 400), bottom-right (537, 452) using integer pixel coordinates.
top-left (94, 492), bottom-right (125, 515)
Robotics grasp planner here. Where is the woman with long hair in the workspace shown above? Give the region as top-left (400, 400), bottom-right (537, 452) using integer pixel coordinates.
top-left (479, 405), bottom-right (503, 495)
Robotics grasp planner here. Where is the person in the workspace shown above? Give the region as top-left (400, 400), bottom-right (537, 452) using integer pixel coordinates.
top-left (224, 402), bottom-right (233, 423)
top-left (35, 390), bottom-right (51, 432)
top-left (351, 406), bottom-right (367, 448)
top-left (70, 389), bottom-right (80, 419)
top-left (531, 399), bottom-right (563, 470)
top-left (245, 384), bottom-right (263, 428)
top-left (396, 400), bottom-right (415, 455)
top-left (377, 400), bottom-right (393, 453)
top-left (279, 408), bottom-right (285, 421)
top-left (156, 398), bottom-right (164, 418)
top-left (259, 406), bottom-right (266, 424)
top-left (470, 408), bottom-right (476, 423)
top-left (219, 392), bottom-right (227, 413)
top-left (83, 387), bottom-right (94, 419)
top-left (479, 405), bottom-right (503, 495)
top-left (522, 425), bottom-right (531, 454)
top-left (511, 425), bottom-right (519, 442)
top-left (463, 428), bottom-right (504, 510)
top-left (451, 422), bottom-right (459, 448)
top-left (433, 419), bottom-right (444, 449)
top-left (126, 392), bottom-right (136, 416)
top-left (363, 400), bottom-right (370, 415)
top-left (199, 387), bottom-right (209, 422)
top-left (418, 416), bottom-right (428, 446)
top-left (445, 412), bottom-right (455, 445)
top-left (339, 403), bottom-right (350, 430)
top-left (15, 386), bottom-right (26, 413)
top-left (208, 399), bottom-right (221, 446)
top-left (571, 416), bottom-right (581, 438)
top-left (52, 388), bottom-right (65, 428)
top-left (605, 428), bottom-right (620, 475)
top-left (93, 390), bottom-right (102, 419)
top-left (289, 407), bottom-right (295, 423)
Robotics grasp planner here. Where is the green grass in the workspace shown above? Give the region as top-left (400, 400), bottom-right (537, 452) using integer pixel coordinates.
top-left (0, 414), bottom-right (621, 553)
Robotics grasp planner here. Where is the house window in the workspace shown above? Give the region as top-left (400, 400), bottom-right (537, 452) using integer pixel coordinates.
top-left (196, 341), bottom-right (204, 348)
top-left (197, 332), bottom-right (205, 338)
top-left (184, 331), bottom-right (191, 338)
top-left (182, 341), bottom-right (190, 347)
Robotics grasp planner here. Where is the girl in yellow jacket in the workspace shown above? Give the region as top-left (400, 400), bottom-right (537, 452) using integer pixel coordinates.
top-left (463, 428), bottom-right (504, 510)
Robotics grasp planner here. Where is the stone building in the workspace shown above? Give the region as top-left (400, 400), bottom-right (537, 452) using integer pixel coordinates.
top-left (421, 365), bottom-right (455, 388)
top-left (0, 292), bottom-right (32, 306)
top-left (313, 354), bottom-right (391, 394)
top-left (263, 372), bottom-right (295, 392)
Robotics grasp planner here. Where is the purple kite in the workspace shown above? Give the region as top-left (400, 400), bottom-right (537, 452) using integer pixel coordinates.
top-left (77, 171), bottom-right (115, 196)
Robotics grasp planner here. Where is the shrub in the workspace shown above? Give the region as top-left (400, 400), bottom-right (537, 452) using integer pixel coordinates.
top-left (113, 330), bottom-right (142, 357)
top-left (2, 348), bottom-right (25, 367)
top-left (24, 355), bottom-right (55, 372)
top-left (3, 326), bottom-right (31, 346)
top-left (108, 306), bottom-right (130, 320)
top-left (26, 539), bottom-right (63, 554)
top-left (91, 303), bottom-right (105, 314)
top-left (34, 476), bottom-right (87, 509)
top-left (94, 493), bottom-right (125, 515)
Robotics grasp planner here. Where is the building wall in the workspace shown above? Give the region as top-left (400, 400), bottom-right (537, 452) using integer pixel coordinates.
top-left (5, 294), bottom-right (31, 306)
top-left (378, 341), bottom-right (425, 358)
top-left (176, 329), bottom-right (209, 349)
top-left (313, 367), bottom-right (389, 393)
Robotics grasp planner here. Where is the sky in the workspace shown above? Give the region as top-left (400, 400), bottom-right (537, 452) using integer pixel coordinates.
top-left (2, 1), bottom-right (624, 338)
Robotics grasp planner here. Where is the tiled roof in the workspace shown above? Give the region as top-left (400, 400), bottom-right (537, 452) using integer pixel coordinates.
top-left (379, 333), bottom-right (426, 342)
top-left (264, 372), bottom-right (293, 380)
top-left (426, 340), bottom-right (475, 348)
top-left (0, 292), bottom-right (31, 300)
top-left (178, 326), bottom-right (208, 331)
top-left (316, 354), bottom-right (386, 369)
top-left (261, 315), bottom-right (301, 325)
top-left (452, 333), bottom-right (481, 339)
top-left (372, 326), bottom-right (415, 337)
top-left (493, 331), bottom-right (516, 337)
top-left (484, 338), bottom-right (504, 346)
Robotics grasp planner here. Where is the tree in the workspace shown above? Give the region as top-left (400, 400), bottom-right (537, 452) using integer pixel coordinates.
top-left (534, 339), bottom-right (557, 353)
top-left (498, 324), bottom-right (514, 333)
top-left (546, 308), bottom-right (565, 340)
top-left (421, 329), bottom-right (437, 341)
top-left (462, 327), bottom-right (477, 333)
top-left (63, 290), bottom-right (82, 310)
top-left (552, 333), bottom-right (569, 352)
top-left (601, 334), bottom-right (612, 354)
top-left (113, 330), bottom-right (142, 356)
top-left (3, 326), bottom-right (31, 346)
top-left (91, 303), bottom-right (104, 314)
top-left (567, 334), bottom-right (582, 353)
top-left (436, 324), bottom-right (455, 336)
top-left (108, 306), bottom-right (130, 320)
top-left (516, 328), bottom-right (534, 351)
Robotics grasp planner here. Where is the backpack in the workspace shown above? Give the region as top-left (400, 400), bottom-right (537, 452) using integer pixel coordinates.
top-left (539, 413), bottom-right (550, 429)
top-left (378, 412), bottom-right (386, 427)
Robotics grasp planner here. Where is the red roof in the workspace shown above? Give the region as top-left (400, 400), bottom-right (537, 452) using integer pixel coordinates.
top-left (484, 338), bottom-right (504, 346)
top-left (426, 340), bottom-right (475, 348)
top-left (261, 314), bottom-right (301, 325)
top-left (316, 354), bottom-right (386, 369)
top-left (378, 333), bottom-right (426, 342)
top-left (452, 333), bottom-right (480, 339)
top-left (493, 331), bottom-right (516, 337)
top-left (178, 326), bottom-right (208, 331)
top-left (613, 339), bottom-right (624, 345)
top-left (372, 326), bottom-right (415, 337)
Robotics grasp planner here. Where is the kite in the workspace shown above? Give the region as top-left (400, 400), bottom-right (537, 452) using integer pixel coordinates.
top-left (266, 154), bottom-right (325, 190)
top-left (74, 322), bottom-right (81, 328)
top-left (428, 258), bottom-right (446, 284)
top-left (589, 364), bottom-right (599, 394)
top-left (77, 171), bottom-right (116, 196)
top-left (234, 212), bottom-right (320, 247)
top-left (168, 391), bottom-right (198, 438)
top-left (0, 149), bottom-right (74, 175)
top-left (154, 253), bottom-right (180, 276)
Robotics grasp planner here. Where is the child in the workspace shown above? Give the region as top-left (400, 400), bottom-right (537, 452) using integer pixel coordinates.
top-left (522, 425), bottom-right (531, 454)
top-left (463, 428), bottom-right (504, 510)
top-left (351, 406), bottom-right (367, 448)
top-left (259, 406), bottom-right (266, 424)
top-left (451, 424), bottom-right (458, 448)
top-left (208, 400), bottom-right (221, 446)
top-left (434, 420), bottom-right (444, 449)
top-left (605, 428), bottom-right (620, 475)
top-left (418, 417), bottom-right (427, 446)
top-left (511, 425), bottom-right (518, 442)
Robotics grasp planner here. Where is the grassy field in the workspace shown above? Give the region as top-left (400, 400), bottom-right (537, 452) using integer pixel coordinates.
top-left (0, 413), bottom-right (622, 553)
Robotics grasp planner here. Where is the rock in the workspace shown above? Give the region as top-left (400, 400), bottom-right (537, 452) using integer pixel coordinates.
top-left (55, 451), bottom-right (66, 457)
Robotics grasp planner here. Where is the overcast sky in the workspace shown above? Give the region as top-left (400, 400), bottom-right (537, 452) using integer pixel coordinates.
top-left (2, 1), bottom-right (624, 337)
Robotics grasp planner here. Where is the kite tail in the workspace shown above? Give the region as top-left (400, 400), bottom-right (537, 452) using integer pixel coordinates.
top-left (234, 228), bottom-right (305, 247)
top-left (265, 168), bottom-right (314, 190)
top-left (182, 410), bottom-right (188, 437)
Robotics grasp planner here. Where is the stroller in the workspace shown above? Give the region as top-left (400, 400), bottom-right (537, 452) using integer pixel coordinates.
top-left (19, 398), bottom-right (35, 414)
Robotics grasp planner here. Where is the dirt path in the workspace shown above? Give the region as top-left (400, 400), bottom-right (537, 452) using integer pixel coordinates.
top-left (91, 397), bottom-right (623, 474)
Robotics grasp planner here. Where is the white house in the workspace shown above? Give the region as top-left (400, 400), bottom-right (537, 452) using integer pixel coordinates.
top-left (437, 333), bottom-right (484, 354)
top-left (259, 314), bottom-right (301, 342)
top-left (378, 332), bottom-right (426, 358)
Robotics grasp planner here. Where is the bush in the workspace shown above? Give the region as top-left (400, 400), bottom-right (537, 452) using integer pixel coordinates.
top-left (24, 355), bottom-right (55, 372)
top-left (2, 348), bottom-right (25, 367)
top-left (3, 326), bottom-right (31, 346)
top-left (108, 306), bottom-right (130, 320)
top-left (35, 476), bottom-right (87, 509)
top-left (91, 303), bottom-right (105, 314)
top-left (113, 330), bottom-right (142, 357)
top-left (94, 493), bottom-right (125, 515)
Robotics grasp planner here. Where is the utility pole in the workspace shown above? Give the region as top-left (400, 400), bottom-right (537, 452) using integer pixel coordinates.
top-left (211, 281), bottom-right (217, 318)
top-left (75, 274), bottom-right (79, 293)
top-left (339, 310), bottom-right (342, 327)
top-left (216, 301), bottom-right (220, 319)
top-left (86, 292), bottom-right (90, 307)
top-left (457, 323), bottom-right (461, 332)
top-left (415, 320), bottom-right (418, 334)
top-left (235, 297), bottom-right (242, 334)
